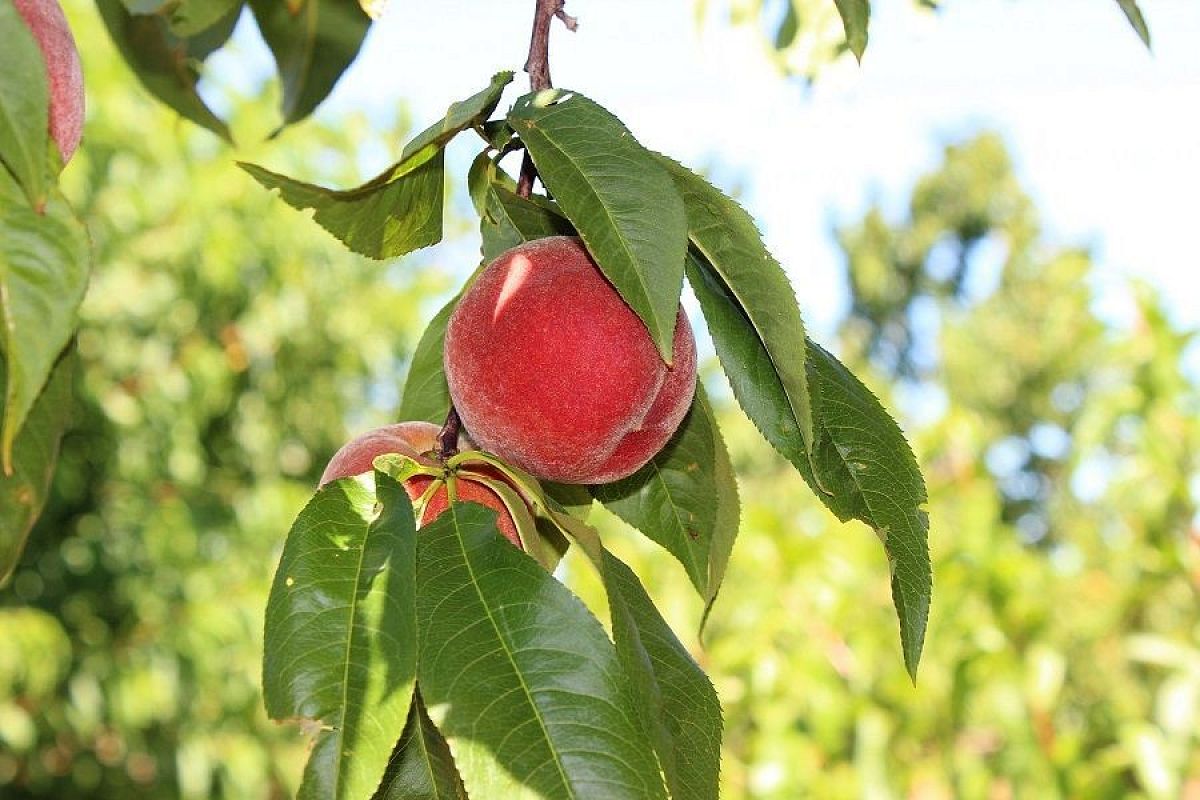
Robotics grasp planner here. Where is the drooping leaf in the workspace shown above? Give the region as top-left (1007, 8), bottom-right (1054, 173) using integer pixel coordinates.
top-left (249, 0), bottom-right (372, 127)
top-left (239, 150), bottom-right (444, 259)
top-left (593, 386), bottom-right (740, 612)
top-left (372, 691), bottom-right (466, 800)
top-left (508, 90), bottom-right (688, 362)
top-left (416, 502), bottom-right (667, 799)
top-left (263, 472), bottom-right (419, 800)
top-left (0, 169), bottom-right (89, 472)
top-left (687, 254), bottom-right (930, 679)
top-left (1115, 0), bottom-right (1151, 49)
top-left (166, 0), bottom-right (244, 36)
top-left (0, 4), bottom-right (50, 208)
top-left (658, 155), bottom-right (813, 455)
top-left (552, 513), bottom-right (722, 800)
top-left (833, 0), bottom-right (870, 61)
top-left (0, 346), bottom-right (73, 586)
top-left (96, 0), bottom-right (237, 141)
top-left (480, 184), bottom-right (574, 262)
top-left (400, 71), bottom-right (513, 164)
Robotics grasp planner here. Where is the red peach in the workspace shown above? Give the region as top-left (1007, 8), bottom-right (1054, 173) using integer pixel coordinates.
top-left (444, 236), bottom-right (697, 485)
top-left (13, 0), bottom-right (85, 164)
top-left (319, 422), bottom-right (524, 547)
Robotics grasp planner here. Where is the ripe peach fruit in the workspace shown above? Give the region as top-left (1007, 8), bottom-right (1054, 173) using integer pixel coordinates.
top-left (12, 0), bottom-right (85, 164)
top-left (318, 421), bottom-right (526, 547)
top-left (444, 236), bottom-right (697, 485)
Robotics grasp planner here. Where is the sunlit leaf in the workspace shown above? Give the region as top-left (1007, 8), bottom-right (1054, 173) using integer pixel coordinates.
top-left (0, 347), bottom-right (73, 586)
top-left (833, 0), bottom-right (869, 61)
top-left (263, 472), bottom-right (418, 800)
top-left (400, 71), bottom-right (512, 163)
top-left (96, 0), bottom-right (237, 141)
top-left (0, 4), bottom-right (50, 208)
top-left (553, 513), bottom-right (723, 800)
top-left (416, 501), bottom-right (667, 799)
top-left (688, 254), bottom-right (930, 678)
top-left (508, 90), bottom-right (687, 362)
top-left (1115, 0), bottom-right (1151, 49)
top-left (249, 0), bottom-right (372, 127)
top-left (239, 151), bottom-right (444, 259)
top-left (0, 169), bottom-right (89, 471)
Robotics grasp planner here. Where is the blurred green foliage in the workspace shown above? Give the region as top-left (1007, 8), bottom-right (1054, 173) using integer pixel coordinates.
top-left (0, 2), bottom-right (447, 796)
top-left (2, 4), bottom-right (1198, 800)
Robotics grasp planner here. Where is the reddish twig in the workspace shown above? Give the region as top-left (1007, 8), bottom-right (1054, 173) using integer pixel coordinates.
top-left (435, 406), bottom-right (462, 461)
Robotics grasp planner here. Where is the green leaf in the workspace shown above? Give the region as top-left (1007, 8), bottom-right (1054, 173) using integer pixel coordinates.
top-left (401, 71), bottom-right (513, 164)
top-left (833, 0), bottom-right (870, 62)
top-left (593, 386), bottom-right (740, 613)
top-left (398, 295), bottom-right (457, 425)
top-left (508, 90), bottom-right (687, 362)
top-left (249, 0), bottom-right (372, 128)
top-left (552, 513), bottom-right (722, 800)
top-left (0, 346), bottom-right (73, 586)
top-left (239, 150), bottom-right (444, 260)
top-left (687, 254), bottom-right (930, 679)
top-left (166, 0), bottom-right (244, 37)
top-left (96, 0), bottom-right (236, 141)
top-left (415, 502), bottom-right (667, 799)
top-left (373, 691), bottom-right (467, 800)
top-left (263, 472), bottom-right (419, 800)
top-left (480, 184), bottom-right (574, 262)
top-left (0, 169), bottom-right (89, 472)
top-left (1115, 0), bottom-right (1151, 49)
top-left (0, 4), bottom-right (50, 209)
top-left (657, 154), bottom-right (814, 456)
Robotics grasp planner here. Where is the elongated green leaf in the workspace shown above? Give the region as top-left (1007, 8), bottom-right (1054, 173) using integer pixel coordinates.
top-left (167, 0), bottom-right (244, 36)
top-left (249, 0), bottom-right (371, 127)
top-left (0, 4), bottom-right (50, 208)
top-left (96, 0), bottom-right (236, 141)
top-left (401, 71), bottom-right (513, 163)
top-left (833, 0), bottom-right (870, 61)
top-left (687, 254), bottom-right (930, 679)
top-left (1115, 0), bottom-right (1151, 49)
top-left (658, 155), bottom-right (813, 456)
top-left (508, 90), bottom-right (687, 362)
top-left (239, 150), bottom-right (444, 259)
top-left (416, 502), bottom-right (667, 799)
top-left (553, 514), bottom-right (722, 800)
top-left (0, 346), bottom-right (73, 586)
top-left (481, 184), bottom-right (574, 262)
top-left (0, 169), bottom-right (89, 472)
top-left (373, 692), bottom-right (466, 800)
top-left (593, 387), bottom-right (739, 611)
top-left (263, 472), bottom-right (419, 800)
top-left (398, 296), bottom-right (457, 425)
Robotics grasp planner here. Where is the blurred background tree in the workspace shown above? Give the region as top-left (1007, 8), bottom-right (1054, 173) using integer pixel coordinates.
top-left (2, 2), bottom-right (1198, 800)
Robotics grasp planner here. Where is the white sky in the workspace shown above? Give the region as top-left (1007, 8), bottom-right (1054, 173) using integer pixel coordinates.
top-left (233, 0), bottom-right (1200, 338)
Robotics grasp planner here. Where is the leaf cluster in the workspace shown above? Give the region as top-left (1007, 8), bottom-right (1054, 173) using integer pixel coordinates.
top-left (250, 73), bottom-right (932, 796)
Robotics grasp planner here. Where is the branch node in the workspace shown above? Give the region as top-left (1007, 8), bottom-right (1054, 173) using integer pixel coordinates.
top-left (556, 9), bottom-right (578, 31)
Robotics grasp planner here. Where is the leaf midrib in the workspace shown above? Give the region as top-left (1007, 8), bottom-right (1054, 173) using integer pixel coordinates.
top-left (329, 506), bottom-right (378, 799)
top-left (449, 509), bottom-right (576, 799)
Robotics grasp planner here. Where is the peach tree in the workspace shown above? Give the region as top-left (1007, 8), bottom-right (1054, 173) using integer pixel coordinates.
top-left (3, 0), bottom-right (1154, 797)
